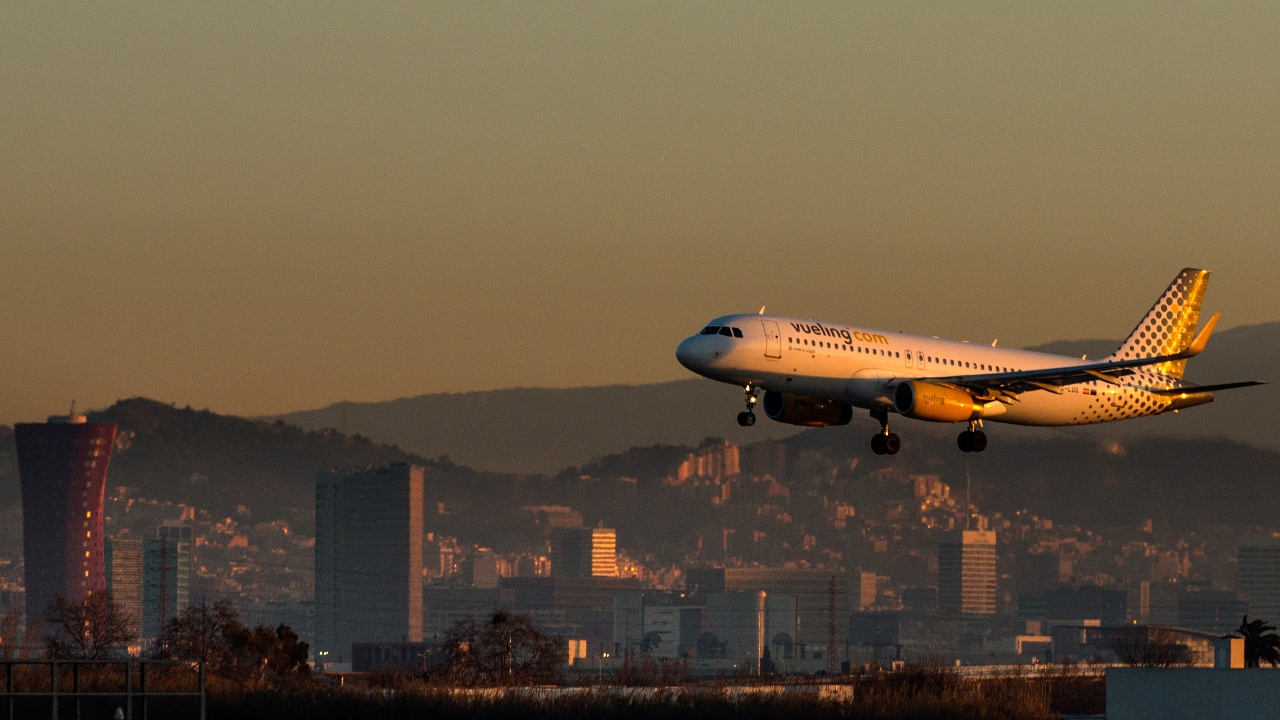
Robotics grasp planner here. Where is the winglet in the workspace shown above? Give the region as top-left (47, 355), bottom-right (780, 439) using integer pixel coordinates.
top-left (1183, 312), bottom-right (1220, 357)
top-left (759, 306), bottom-right (766, 315)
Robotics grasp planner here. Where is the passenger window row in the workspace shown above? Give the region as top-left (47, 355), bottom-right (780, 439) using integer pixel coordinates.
top-left (701, 325), bottom-right (744, 338)
top-left (788, 337), bottom-right (899, 358)
top-left (922, 355), bottom-right (1019, 372)
top-left (786, 336), bottom-right (1022, 373)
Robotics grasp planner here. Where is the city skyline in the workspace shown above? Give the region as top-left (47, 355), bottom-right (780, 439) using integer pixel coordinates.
top-left (4, 2), bottom-right (1280, 425)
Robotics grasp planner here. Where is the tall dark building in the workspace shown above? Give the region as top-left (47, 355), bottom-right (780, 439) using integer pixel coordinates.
top-left (16, 415), bottom-right (117, 630)
top-left (315, 464), bottom-right (423, 664)
top-left (938, 530), bottom-right (997, 615)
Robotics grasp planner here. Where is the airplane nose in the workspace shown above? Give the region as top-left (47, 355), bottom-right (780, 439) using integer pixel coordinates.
top-left (676, 336), bottom-right (702, 372)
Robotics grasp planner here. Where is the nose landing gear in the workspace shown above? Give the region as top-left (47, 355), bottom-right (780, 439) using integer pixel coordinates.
top-left (957, 421), bottom-right (987, 453)
top-left (870, 408), bottom-right (901, 455)
top-left (737, 384), bottom-right (759, 426)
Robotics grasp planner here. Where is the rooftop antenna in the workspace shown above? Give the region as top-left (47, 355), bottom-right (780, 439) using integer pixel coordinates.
top-left (69, 400), bottom-right (76, 417)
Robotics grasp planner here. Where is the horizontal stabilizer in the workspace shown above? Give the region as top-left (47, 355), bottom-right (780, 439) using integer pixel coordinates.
top-left (1149, 380), bottom-right (1267, 396)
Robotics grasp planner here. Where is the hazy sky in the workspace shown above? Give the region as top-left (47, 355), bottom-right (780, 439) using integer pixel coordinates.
top-left (2, 2), bottom-right (1278, 424)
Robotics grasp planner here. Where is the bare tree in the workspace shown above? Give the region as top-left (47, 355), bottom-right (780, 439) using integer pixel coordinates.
top-left (445, 611), bottom-right (561, 684)
top-left (1111, 626), bottom-right (1190, 667)
top-left (44, 592), bottom-right (137, 660)
top-left (155, 601), bottom-right (309, 684)
top-left (154, 599), bottom-right (242, 668)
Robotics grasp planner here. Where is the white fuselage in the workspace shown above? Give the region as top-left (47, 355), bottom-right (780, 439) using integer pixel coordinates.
top-left (675, 313), bottom-right (1180, 426)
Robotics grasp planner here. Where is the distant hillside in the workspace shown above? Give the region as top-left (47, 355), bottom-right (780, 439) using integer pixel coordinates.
top-left (84, 398), bottom-right (438, 516)
top-left (768, 420), bottom-right (1280, 532)
top-left (270, 322), bottom-right (1279, 472)
top-left (268, 381), bottom-right (803, 474)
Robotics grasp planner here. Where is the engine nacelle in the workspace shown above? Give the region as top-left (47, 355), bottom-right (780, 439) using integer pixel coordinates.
top-left (763, 391), bottom-right (854, 427)
top-left (893, 381), bottom-right (985, 422)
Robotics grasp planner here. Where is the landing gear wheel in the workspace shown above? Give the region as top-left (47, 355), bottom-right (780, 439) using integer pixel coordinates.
top-left (958, 431), bottom-right (974, 453)
top-left (872, 433), bottom-right (900, 455)
top-left (970, 430), bottom-right (987, 453)
top-left (883, 433), bottom-right (901, 455)
top-left (868, 408), bottom-right (900, 455)
top-left (739, 384), bottom-right (759, 427)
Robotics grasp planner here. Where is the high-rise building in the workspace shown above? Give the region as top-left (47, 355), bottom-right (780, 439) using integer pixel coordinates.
top-left (938, 530), bottom-right (997, 615)
top-left (551, 528), bottom-right (619, 578)
top-left (859, 571), bottom-right (878, 610)
top-left (105, 534), bottom-right (191, 641)
top-left (589, 528), bottom-right (618, 578)
top-left (104, 539), bottom-right (144, 635)
top-left (1238, 536), bottom-right (1280, 624)
top-left (142, 536), bottom-right (190, 639)
top-left (315, 464), bottom-right (424, 663)
top-left (15, 414), bottom-right (117, 630)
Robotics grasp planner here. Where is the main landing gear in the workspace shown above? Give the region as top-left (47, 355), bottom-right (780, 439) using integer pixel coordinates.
top-left (957, 421), bottom-right (987, 453)
top-left (870, 408), bottom-right (901, 455)
top-left (737, 383), bottom-right (759, 427)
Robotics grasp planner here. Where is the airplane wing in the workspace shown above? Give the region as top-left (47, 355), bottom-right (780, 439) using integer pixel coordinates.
top-left (926, 353), bottom-right (1200, 402)
top-left (916, 315), bottom-right (1263, 403)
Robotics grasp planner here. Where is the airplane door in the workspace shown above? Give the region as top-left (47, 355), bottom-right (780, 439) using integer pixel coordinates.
top-left (761, 320), bottom-right (782, 359)
top-left (904, 348), bottom-right (913, 369)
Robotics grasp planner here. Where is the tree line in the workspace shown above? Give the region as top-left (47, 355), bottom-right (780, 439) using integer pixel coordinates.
top-left (0, 592), bottom-right (309, 685)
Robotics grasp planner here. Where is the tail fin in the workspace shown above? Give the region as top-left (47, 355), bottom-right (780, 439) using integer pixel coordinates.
top-left (1107, 268), bottom-right (1210, 379)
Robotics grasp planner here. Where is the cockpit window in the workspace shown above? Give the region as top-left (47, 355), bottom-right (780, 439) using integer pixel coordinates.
top-left (719, 327), bottom-right (733, 337)
top-left (732, 327), bottom-right (743, 338)
top-left (701, 326), bottom-right (721, 335)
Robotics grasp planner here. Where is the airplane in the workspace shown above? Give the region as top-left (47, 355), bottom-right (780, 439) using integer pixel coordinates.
top-left (675, 268), bottom-right (1264, 454)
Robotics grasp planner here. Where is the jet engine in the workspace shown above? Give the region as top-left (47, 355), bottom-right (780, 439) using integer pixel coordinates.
top-left (893, 381), bottom-right (987, 422)
top-left (762, 391), bottom-right (853, 427)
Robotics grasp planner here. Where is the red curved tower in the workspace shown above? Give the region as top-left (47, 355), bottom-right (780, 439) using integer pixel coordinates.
top-left (15, 415), bottom-right (117, 630)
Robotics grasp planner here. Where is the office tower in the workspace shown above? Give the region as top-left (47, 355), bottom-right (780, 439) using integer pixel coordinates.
top-left (551, 528), bottom-right (618, 578)
top-left (104, 539), bottom-right (144, 635)
top-left (142, 536), bottom-right (190, 639)
top-left (1238, 536), bottom-right (1280, 624)
top-left (315, 464), bottom-right (424, 663)
top-left (589, 528), bottom-right (618, 577)
top-left (859, 571), bottom-right (878, 610)
top-left (938, 530), bottom-right (997, 615)
top-left (15, 414), bottom-right (117, 630)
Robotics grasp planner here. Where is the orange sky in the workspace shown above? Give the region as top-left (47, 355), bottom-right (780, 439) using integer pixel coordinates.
top-left (2, 2), bottom-right (1278, 424)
